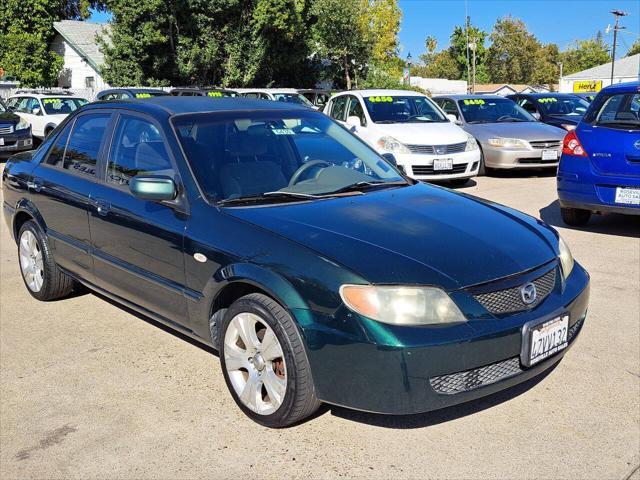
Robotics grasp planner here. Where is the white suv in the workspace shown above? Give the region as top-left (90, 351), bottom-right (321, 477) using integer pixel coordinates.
top-left (324, 89), bottom-right (481, 185)
top-left (6, 91), bottom-right (88, 139)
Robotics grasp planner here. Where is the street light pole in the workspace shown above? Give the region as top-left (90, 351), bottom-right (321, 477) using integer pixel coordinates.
top-left (406, 52), bottom-right (413, 86)
top-left (610, 10), bottom-right (628, 84)
top-left (468, 41), bottom-right (477, 94)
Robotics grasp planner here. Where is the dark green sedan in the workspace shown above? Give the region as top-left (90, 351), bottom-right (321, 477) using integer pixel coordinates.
top-left (2, 97), bottom-right (590, 427)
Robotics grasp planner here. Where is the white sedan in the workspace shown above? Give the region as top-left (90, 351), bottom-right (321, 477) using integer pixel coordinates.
top-left (324, 89), bottom-right (481, 185)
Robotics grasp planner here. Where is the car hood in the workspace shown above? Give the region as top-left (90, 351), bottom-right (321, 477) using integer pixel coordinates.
top-left (464, 122), bottom-right (565, 141)
top-left (223, 184), bottom-right (559, 290)
top-left (371, 122), bottom-right (468, 145)
top-left (0, 110), bottom-right (21, 124)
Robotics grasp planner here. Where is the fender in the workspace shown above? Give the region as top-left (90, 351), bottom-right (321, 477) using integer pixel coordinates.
top-left (12, 198), bottom-right (47, 240)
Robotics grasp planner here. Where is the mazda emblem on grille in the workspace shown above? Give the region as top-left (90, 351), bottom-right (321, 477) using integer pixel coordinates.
top-left (520, 282), bottom-right (537, 305)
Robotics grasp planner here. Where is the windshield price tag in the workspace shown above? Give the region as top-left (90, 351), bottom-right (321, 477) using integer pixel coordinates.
top-left (463, 99), bottom-right (485, 106)
top-left (135, 93), bottom-right (152, 98)
top-left (538, 98), bottom-right (558, 103)
top-left (271, 128), bottom-right (295, 135)
top-left (43, 98), bottom-right (62, 105)
top-left (368, 96), bottom-right (393, 103)
top-left (207, 91), bottom-right (223, 97)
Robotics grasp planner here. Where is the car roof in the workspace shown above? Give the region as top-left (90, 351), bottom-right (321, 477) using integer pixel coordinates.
top-left (10, 91), bottom-right (85, 99)
top-left (81, 96), bottom-right (310, 117)
top-left (100, 88), bottom-right (168, 94)
top-left (172, 87), bottom-right (237, 92)
top-left (235, 88), bottom-right (300, 93)
top-left (601, 81), bottom-right (640, 94)
top-left (510, 92), bottom-right (579, 97)
top-left (341, 89), bottom-right (425, 97)
top-left (435, 94), bottom-right (506, 101)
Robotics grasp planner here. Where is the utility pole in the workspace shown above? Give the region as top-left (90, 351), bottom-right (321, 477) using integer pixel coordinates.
top-left (468, 41), bottom-right (477, 93)
top-left (610, 10), bottom-right (628, 84)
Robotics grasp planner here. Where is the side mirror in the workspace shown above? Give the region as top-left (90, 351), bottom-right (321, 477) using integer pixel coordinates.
top-left (31, 107), bottom-right (41, 115)
top-left (346, 115), bottom-right (363, 129)
top-left (381, 153), bottom-right (397, 166)
top-left (446, 113), bottom-right (461, 125)
top-left (130, 175), bottom-right (177, 201)
top-left (532, 112), bottom-right (541, 120)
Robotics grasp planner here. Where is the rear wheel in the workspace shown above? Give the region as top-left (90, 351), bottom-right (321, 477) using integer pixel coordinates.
top-left (560, 207), bottom-right (591, 226)
top-left (18, 220), bottom-right (76, 300)
top-left (219, 293), bottom-right (320, 427)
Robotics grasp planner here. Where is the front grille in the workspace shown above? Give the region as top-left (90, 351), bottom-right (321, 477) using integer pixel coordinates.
top-left (406, 142), bottom-right (467, 155)
top-left (529, 140), bottom-right (561, 149)
top-left (473, 268), bottom-right (557, 315)
top-left (430, 316), bottom-right (585, 395)
top-left (0, 124), bottom-right (13, 135)
top-left (412, 163), bottom-right (468, 175)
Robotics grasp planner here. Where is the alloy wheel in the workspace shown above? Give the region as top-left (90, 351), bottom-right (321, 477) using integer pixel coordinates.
top-left (19, 230), bottom-right (44, 292)
top-left (223, 312), bottom-right (287, 415)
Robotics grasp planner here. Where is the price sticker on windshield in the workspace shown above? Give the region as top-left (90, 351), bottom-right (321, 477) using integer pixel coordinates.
top-left (368, 96), bottom-right (393, 103)
top-left (271, 128), bottom-right (295, 135)
top-left (43, 98), bottom-right (62, 105)
top-left (537, 98), bottom-right (558, 103)
top-left (207, 91), bottom-right (223, 97)
top-left (135, 93), bottom-right (152, 98)
top-left (463, 99), bottom-right (485, 106)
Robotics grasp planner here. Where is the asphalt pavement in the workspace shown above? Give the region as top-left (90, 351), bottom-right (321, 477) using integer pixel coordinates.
top-left (1, 167), bottom-right (638, 480)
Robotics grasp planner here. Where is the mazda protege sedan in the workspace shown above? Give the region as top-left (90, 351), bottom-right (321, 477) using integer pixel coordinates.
top-left (2, 97), bottom-right (590, 427)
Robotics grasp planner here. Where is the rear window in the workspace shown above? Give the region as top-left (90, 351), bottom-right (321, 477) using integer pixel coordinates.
top-left (586, 92), bottom-right (640, 130)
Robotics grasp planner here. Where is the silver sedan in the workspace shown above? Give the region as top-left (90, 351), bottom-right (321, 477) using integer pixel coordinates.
top-left (434, 95), bottom-right (566, 174)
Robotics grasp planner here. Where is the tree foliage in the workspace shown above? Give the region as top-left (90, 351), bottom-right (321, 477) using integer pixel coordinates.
top-left (486, 16), bottom-right (539, 83)
top-left (627, 38), bottom-right (640, 57)
top-left (0, 0), bottom-right (106, 86)
top-left (560, 33), bottom-right (611, 76)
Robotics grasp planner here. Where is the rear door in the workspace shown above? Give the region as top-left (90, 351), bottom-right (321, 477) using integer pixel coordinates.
top-left (88, 111), bottom-right (188, 323)
top-left (579, 91), bottom-right (640, 178)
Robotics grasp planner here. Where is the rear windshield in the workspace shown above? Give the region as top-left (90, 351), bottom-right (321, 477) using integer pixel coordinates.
top-left (272, 93), bottom-right (314, 107)
top-left (458, 98), bottom-right (535, 124)
top-left (133, 91), bottom-right (169, 98)
top-left (363, 95), bottom-right (447, 123)
top-left (42, 97), bottom-right (88, 115)
top-left (587, 92), bottom-right (640, 130)
top-left (534, 96), bottom-right (589, 116)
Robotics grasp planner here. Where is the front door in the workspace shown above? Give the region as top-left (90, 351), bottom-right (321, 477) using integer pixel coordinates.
top-left (88, 112), bottom-right (188, 323)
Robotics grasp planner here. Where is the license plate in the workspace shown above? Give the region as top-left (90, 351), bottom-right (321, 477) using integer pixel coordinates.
top-left (523, 315), bottom-right (569, 367)
top-left (615, 187), bottom-right (640, 205)
top-left (433, 159), bottom-right (453, 171)
top-left (541, 149), bottom-right (558, 160)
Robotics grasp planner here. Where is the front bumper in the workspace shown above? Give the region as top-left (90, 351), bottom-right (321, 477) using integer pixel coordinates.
top-left (297, 262), bottom-right (590, 415)
top-left (391, 150), bottom-right (481, 181)
top-left (483, 144), bottom-right (561, 169)
top-left (0, 131), bottom-right (33, 157)
top-left (558, 154), bottom-right (640, 215)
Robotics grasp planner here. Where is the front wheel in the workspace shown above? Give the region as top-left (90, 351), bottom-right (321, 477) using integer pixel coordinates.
top-left (219, 293), bottom-right (321, 427)
top-left (560, 207), bottom-right (591, 226)
top-left (18, 220), bottom-right (76, 300)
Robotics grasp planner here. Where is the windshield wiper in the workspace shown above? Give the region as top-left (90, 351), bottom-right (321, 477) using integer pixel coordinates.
top-left (217, 191), bottom-right (321, 206)
top-left (325, 180), bottom-right (409, 195)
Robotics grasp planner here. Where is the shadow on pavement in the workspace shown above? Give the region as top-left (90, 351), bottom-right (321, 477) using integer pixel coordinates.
top-left (540, 199), bottom-right (640, 239)
top-left (487, 167), bottom-right (558, 179)
top-left (327, 364), bottom-right (558, 429)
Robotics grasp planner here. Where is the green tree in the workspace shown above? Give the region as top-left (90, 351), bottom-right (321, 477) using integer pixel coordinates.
top-left (360, 0), bottom-right (401, 64)
top-left (310, 0), bottom-right (370, 89)
top-left (531, 43), bottom-right (561, 86)
top-left (626, 38), bottom-right (640, 57)
top-left (0, 0), bottom-right (106, 86)
top-left (561, 33), bottom-right (611, 75)
top-left (450, 22), bottom-right (489, 83)
top-left (486, 16), bottom-right (539, 83)
top-left (413, 50), bottom-right (460, 79)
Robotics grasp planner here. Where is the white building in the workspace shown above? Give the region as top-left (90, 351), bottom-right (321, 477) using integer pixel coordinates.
top-left (559, 54), bottom-right (640, 94)
top-left (50, 20), bottom-right (111, 92)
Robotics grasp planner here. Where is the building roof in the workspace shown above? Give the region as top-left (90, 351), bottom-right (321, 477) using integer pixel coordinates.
top-left (563, 54), bottom-right (640, 80)
top-left (53, 20), bottom-right (111, 73)
top-left (473, 84), bottom-right (551, 94)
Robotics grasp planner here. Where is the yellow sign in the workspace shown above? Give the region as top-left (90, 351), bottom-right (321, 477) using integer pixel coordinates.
top-left (207, 91), bottom-right (223, 97)
top-left (573, 80), bottom-right (602, 93)
top-left (463, 99), bottom-right (485, 106)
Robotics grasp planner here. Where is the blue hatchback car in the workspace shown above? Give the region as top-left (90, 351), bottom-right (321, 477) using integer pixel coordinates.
top-left (558, 81), bottom-right (640, 225)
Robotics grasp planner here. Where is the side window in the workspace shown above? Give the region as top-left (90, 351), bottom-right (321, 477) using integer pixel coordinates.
top-left (15, 97), bottom-right (31, 113)
top-left (45, 121), bottom-right (74, 166)
top-left (107, 115), bottom-right (173, 187)
top-left (27, 98), bottom-right (41, 114)
top-left (346, 96), bottom-right (366, 125)
top-left (260, 93), bottom-right (271, 100)
top-left (244, 93), bottom-right (259, 99)
top-left (440, 99), bottom-right (459, 118)
top-left (519, 98), bottom-right (537, 114)
top-left (330, 96), bottom-right (348, 121)
top-left (63, 113), bottom-right (110, 177)
top-left (316, 93), bottom-right (329, 108)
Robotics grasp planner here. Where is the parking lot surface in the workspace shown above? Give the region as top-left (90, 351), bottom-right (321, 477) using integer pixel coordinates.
top-left (1, 169), bottom-right (639, 480)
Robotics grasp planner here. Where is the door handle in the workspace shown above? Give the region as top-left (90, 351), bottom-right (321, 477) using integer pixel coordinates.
top-left (95, 199), bottom-right (111, 216)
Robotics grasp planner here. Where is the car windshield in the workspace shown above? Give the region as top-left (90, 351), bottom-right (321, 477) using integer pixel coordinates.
top-left (363, 95), bottom-right (447, 123)
top-left (534, 95), bottom-right (589, 116)
top-left (133, 91), bottom-right (169, 98)
top-left (206, 91), bottom-right (238, 98)
top-left (42, 97), bottom-right (88, 115)
top-left (173, 110), bottom-right (407, 204)
top-left (458, 98), bottom-right (535, 123)
top-left (592, 92), bottom-right (640, 130)
top-left (272, 93), bottom-right (314, 107)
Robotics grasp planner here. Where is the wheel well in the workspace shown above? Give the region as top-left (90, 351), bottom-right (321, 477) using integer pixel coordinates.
top-left (211, 282), bottom-right (268, 316)
top-left (13, 211), bottom-right (33, 243)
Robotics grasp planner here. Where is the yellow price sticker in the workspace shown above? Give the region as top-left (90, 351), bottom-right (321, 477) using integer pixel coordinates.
top-left (207, 91), bottom-right (223, 97)
top-left (43, 98), bottom-right (62, 105)
top-left (463, 99), bottom-right (485, 106)
top-left (368, 96), bottom-right (393, 103)
top-left (537, 97), bottom-right (558, 103)
top-left (135, 93), bottom-right (152, 99)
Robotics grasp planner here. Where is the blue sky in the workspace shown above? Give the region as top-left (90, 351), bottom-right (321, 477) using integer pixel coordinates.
top-left (90, 0), bottom-right (640, 59)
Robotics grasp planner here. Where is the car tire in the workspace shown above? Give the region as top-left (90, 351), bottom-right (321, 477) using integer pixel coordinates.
top-left (219, 293), bottom-right (321, 427)
top-left (449, 178), bottom-right (469, 187)
top-left (560, 207), bottom-right (591, 226)
top-left (478, 148), bottom-right (491, 176)
top-left (18, 220), bottom-right (76, 301)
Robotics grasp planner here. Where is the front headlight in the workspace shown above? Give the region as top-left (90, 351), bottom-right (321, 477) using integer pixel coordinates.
top-left (487, 137), bottom-right (530, 149)
top-left (558, 236), bottom-right (574, 279)
top-left (465, 133), bottom-right (479, 151)
top-left (377, 136), bottom-right (410, 154)
top-left (340, 285), bottom-right (467, 326)
top-left (16, 118), bottom-right (30, 131)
